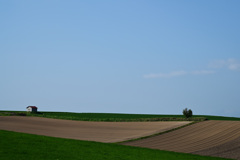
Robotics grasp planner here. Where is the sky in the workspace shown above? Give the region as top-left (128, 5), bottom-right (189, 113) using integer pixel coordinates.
top-left (1, 0), bottom-right (240, 117)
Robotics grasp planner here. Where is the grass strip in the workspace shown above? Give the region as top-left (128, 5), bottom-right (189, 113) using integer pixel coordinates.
top-left (1, 111), bottom-right (240, 121)
top-left (0, 111), bottom-right (207, 121)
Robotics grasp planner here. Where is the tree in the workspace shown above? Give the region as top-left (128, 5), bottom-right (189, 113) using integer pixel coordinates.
top-left (183, 108), bottom-right (193, 118)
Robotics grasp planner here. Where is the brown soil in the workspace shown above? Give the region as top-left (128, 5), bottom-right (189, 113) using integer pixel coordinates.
top-left (193, 136), bottom-right (240, 160)
top-left (0, 116), bottom-right (190, 143)
top-left (123, 120), bottom-right (240, 160)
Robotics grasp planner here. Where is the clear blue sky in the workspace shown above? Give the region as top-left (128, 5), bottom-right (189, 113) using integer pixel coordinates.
top-left (1, 0), bottom-right (240, 117)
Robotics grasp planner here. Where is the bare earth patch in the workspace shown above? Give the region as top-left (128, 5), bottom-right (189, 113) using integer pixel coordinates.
top-left (123, 120), bottom-right (240, 160)
top-left (0, 116), bottom-right (190, 143)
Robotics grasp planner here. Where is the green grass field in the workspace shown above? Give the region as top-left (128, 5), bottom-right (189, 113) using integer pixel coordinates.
top-left (0, 130), bottom-right (231, 160)
top-left (1, 111), bottom-right (240, 121)
top-left (200, 115), bottom-right (240, 121)
top-left (28, 112), bottom-right (207, 121)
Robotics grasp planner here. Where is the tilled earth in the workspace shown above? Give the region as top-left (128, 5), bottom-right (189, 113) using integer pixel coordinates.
top-left (0, 116), bottom-right (189, 143)
top-left (123, 120), bottom-right (240, 160)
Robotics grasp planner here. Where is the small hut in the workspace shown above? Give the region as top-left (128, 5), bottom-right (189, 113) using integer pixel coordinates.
top-left (26, 106), bottom-right (38, 112)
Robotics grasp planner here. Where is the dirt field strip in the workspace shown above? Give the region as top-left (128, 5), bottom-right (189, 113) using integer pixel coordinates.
top-left (123, 120), bottom-right (240, 160)
top-left (193, 136), bottom-right (240, 160)
top-left (0, 116), bottom-right (190, 143)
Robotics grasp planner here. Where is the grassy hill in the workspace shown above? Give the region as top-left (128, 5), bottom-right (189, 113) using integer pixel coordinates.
top-left (0, 130), bottom-right (231, 160)
top-left (0, 111), bottom-right (238, 159)
top-left (1, 111), bottom-right (240, 121)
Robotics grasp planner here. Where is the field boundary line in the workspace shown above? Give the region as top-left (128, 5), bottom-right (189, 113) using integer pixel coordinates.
top-left (118, 121), bottom-right (202, 144)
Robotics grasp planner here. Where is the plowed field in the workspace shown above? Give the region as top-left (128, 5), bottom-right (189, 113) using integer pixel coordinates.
top-left (123, 120), bottom-right (240, 160)
top-left (0, 116), bottom-right (190, 143)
